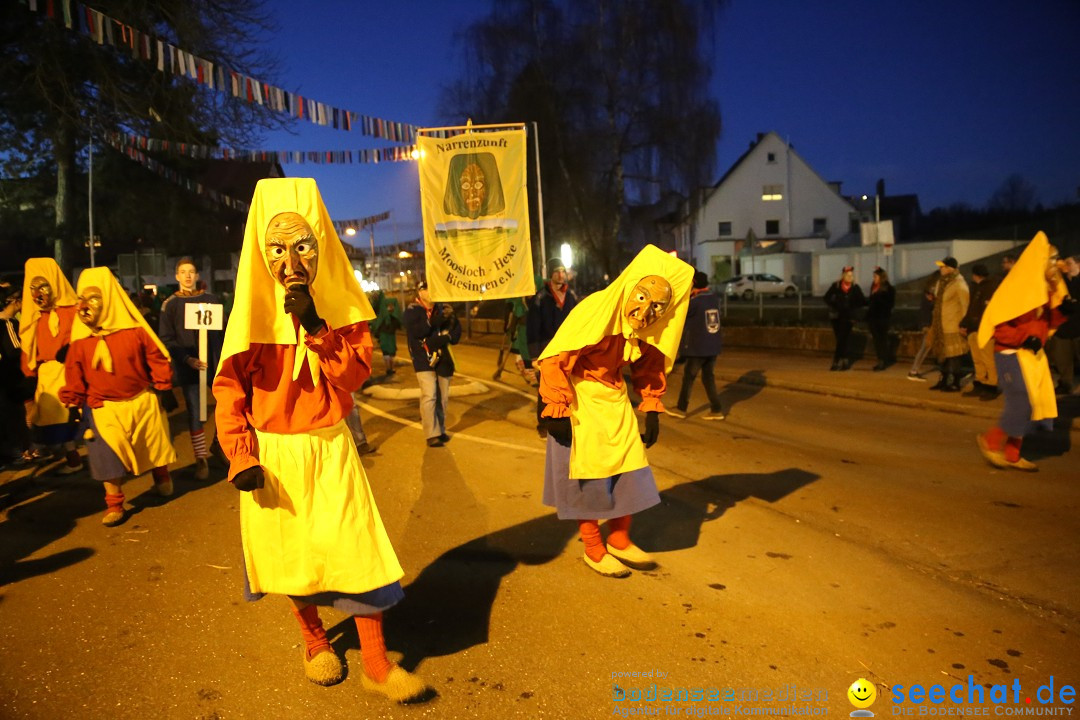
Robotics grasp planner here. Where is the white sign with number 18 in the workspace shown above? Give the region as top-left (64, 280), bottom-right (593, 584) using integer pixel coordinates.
top-left (184, 303), bottom-right (224, 331)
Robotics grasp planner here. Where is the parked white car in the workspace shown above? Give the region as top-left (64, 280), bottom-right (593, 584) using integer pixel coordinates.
top-left (723, 273), bottom-right (798, 300)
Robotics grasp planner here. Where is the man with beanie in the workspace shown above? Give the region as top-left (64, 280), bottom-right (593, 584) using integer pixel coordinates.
top-left (930, 256), bottom-right (969, 392)
top-left (959, 263), bottom-right (1000, 396)
top-left (527, 258), bottom-right (579, 435)
top-left (667, 271), bottom-right (724, 420)
top-left (403, 280), bottom-right (462, 447)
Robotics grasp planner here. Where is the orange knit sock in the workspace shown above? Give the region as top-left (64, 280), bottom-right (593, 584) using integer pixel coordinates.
top-left (983, 426), bottom-right (1007, 452)
top-left (104, 492), bottom-right (125, 513)
top-left (607, 515), bottom-right (632, 550)
top-left (1004, 437), bottom-right (1022, 463)
top-left (355, 612), bottom-right (392, 683)
top-left (578, 519), bottom-right (606, 562)
top-left (291, 605), bottom-right (331, 661)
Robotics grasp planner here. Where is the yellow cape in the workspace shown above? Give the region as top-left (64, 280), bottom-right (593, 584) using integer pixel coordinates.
top-left (978, 232), bottom-right (1068, 347)
top-left (20, 258), bottom-right (78, 372)
top-left (218, 178), bottom-right (375, 373)
top-left (71, 267), bottom-right (171, 372)
top-left (538, 244), bottom-right (694, 373)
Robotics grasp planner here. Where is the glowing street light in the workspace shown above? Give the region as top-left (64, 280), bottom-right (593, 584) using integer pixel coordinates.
top-left (560, 242), bottom-right (573, 270)
top-left (345, 227), bottom-right (357, 237)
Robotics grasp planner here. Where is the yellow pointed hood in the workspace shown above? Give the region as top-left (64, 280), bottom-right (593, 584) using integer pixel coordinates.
top-left (218, 178), bottom-right (375, 369)
top-left (20, 258), bottom-right (78, 371)
top-left (70, 267), bottom-right (170, 371)
top-left (537, 245), bottom-right (694, 372)
top-left (978, 232), bottom-right (1069, 347)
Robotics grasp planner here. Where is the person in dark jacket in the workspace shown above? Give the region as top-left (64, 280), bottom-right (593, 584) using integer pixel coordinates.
top-left (668, 271), bottom-right (724, 420)
top-left (866, 267), bottom-right (896, 371)
top-left (403, 280), bottom-right (462, 447)
top-left (824, 266), bottom-right (866, 371)
top-left (158, 257), bottom-right (223, 480)
top-left (1047, 255), bottom-right (1079, 395)
top-left (0, 284), bottom-right (34, 464)
top-left (526, 258), bottom-right (579, 435)
top-left (958, 263), bottom-right (1001, 395)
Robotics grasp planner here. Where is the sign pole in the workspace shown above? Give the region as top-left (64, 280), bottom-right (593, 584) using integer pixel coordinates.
top-left (199, 326), bottom-right (208, 422)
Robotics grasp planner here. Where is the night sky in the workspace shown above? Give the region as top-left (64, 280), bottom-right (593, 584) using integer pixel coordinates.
top-left (257, 0), bottom-right (1080, 249)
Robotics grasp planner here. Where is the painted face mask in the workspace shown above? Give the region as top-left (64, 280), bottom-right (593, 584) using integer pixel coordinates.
top-left (265, 212), bottom-right (319, 288)
top-left (77, 286), bottom-right (104, 329)
top-left (29, 276), bottom-right (55, 311)
top-left (461, 162), bottom-right (487, 215)
top-left (624, 275), bottom-right (673, 331)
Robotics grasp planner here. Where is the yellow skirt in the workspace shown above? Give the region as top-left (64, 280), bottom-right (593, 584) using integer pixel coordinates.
top-left (32, 360), bottom-right (70, 426)
top-left (568, 378), bottom-right (649, 480)
top-left (242, 420), bottom-right (404, 597)
top-left (1016, 348), bottom-right (1057, 422)
top-left (93, 389), bottom-right (177, 475)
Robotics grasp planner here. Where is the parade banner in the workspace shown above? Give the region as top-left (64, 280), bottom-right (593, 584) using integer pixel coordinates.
top-left (417, 127), bottom-right (534, 301)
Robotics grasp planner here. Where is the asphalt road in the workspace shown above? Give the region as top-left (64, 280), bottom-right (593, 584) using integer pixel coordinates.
top-left (0, 342), bottom-right (1076, 719)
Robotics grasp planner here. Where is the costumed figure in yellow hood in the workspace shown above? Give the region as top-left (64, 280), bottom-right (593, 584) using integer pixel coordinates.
top-left (537, 245), bottom-right (694, 577)
top-left (20, 258), bottom-right (84, 473)
top-left (211, 178), bottom-right (427, 700)
top-left (59, 267), bottom-right (178, 526)
top-left (975, 232), bottom-right (1076, 471)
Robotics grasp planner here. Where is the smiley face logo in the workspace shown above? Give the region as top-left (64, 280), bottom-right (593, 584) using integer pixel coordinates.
top-left (848, 678), bottom-right (877, 709)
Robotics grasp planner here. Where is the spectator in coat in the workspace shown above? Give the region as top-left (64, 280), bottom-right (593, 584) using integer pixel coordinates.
top-left (959, 263), bottom-right (1001, 396)
top-left (823, 266), bottom-right (866, 371)
top-left (1047, 255), bottom-right (1079, 395)
top-left (866, 267), bottom-right (895, 371)
top-left (930, 257), bottom-right (970, 392)
top-left (667, 271), bottom-right (724, 420)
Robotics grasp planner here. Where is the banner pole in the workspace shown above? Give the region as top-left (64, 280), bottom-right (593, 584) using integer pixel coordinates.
top-left (532, 121), bottom-right (547, 275)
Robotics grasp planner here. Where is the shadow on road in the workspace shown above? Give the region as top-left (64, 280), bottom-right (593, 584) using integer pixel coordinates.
top-left (718, 370), bottom-right (767, 413)
top-left (1023, 394), bottom-right (1076, 461)
top-left (359, 466), bottom-right (818, 671)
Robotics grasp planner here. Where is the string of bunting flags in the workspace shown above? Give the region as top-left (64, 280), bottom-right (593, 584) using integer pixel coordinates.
top-left (106, 132), bottom-right (418, 165)
top-left (103, 134), bottom-right (250, 213)
top-left (332, 212), bottom-right (391, 236)
top-left (19, 0), bottom-right (447, 143)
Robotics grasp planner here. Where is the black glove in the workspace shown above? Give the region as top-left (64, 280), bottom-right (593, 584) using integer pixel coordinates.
top-left (55, 344), bottom-right (69, 363)
top-left (232, 465), bottom-right (265, 492)
top-left (155, 388), bottom-right (179, 413)
top-left (283, 284), bottom-right (325, 335)
top-left (1059, 297), bottom-right (1078, 316)
top-left (641, 411), bottom-right (660, 448)
top-left (1020, 336), bottom-right (1043, 354)
top-left (546, 417), bottom-right (572, 447)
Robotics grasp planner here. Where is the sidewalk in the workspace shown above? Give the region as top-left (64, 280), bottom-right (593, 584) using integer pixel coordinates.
top-left (707, 348), bottom-right (1080, 432)
top-left (459, 333), bottom-right (1078, 431)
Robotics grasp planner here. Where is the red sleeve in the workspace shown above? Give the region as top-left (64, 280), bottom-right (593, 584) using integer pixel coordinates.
top-left (211, 352), bottom-right (261, 483)
top-left (303, 320), bottom-right (373, 393)
top-left (538, 351), bottom-right (578, 418)
top-left (59, 341), bottom-right (88, 407)
top-left (631, 342), bottom-right (668, 413)
top-left (141, 328), bottom-right (174, 390)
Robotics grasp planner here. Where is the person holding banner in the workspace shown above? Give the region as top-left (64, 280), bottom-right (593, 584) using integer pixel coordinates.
top-left (158, 257), bottom-right (223, 480)
top-left (60, 267), bottom-right (178, 526)
top-left (213, 178), bottom-right (426, 701)
top-left (20, 259), bottom-right (85, 473)
top-left (537, 245), bottom-right (693, 578)
top-left (976, 233), bottom-right (1075, 472)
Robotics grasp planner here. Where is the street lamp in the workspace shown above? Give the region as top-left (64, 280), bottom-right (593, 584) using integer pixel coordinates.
top-left (560, 242), bottom-right (573, 270)
top-left (345, 227), bottom-right (356, 237)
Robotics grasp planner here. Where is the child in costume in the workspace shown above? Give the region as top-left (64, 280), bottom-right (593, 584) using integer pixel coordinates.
top-left (537, 245), bottom-right (693, 577)
top-left (20, 258), bottom-right (84, 473)
top-left (976, 232), bottom-right (1075, 471)
top-left (60, 267), bottom-right (178, 526)
top-left (371, 293), bottom-right (403, 376)
top-left (212, 178), bottom-right (427, 700)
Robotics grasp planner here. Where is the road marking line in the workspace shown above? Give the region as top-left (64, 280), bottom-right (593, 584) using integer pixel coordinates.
top-left (356, 401), bottom-right (545, 455)
top-left (455, 372), bottom-right (536, 400)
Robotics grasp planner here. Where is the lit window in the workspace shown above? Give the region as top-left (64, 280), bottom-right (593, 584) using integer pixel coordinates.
top-left (718, 221), bottom-right (732, 237)
top-left (762, 184), bottom-right (783, 201)
top-left (765, 220), bottom-right (780, 235)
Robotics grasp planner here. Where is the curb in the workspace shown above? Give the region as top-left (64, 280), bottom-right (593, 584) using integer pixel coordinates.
top-left (712, 370), bottom-right (1080, 434)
